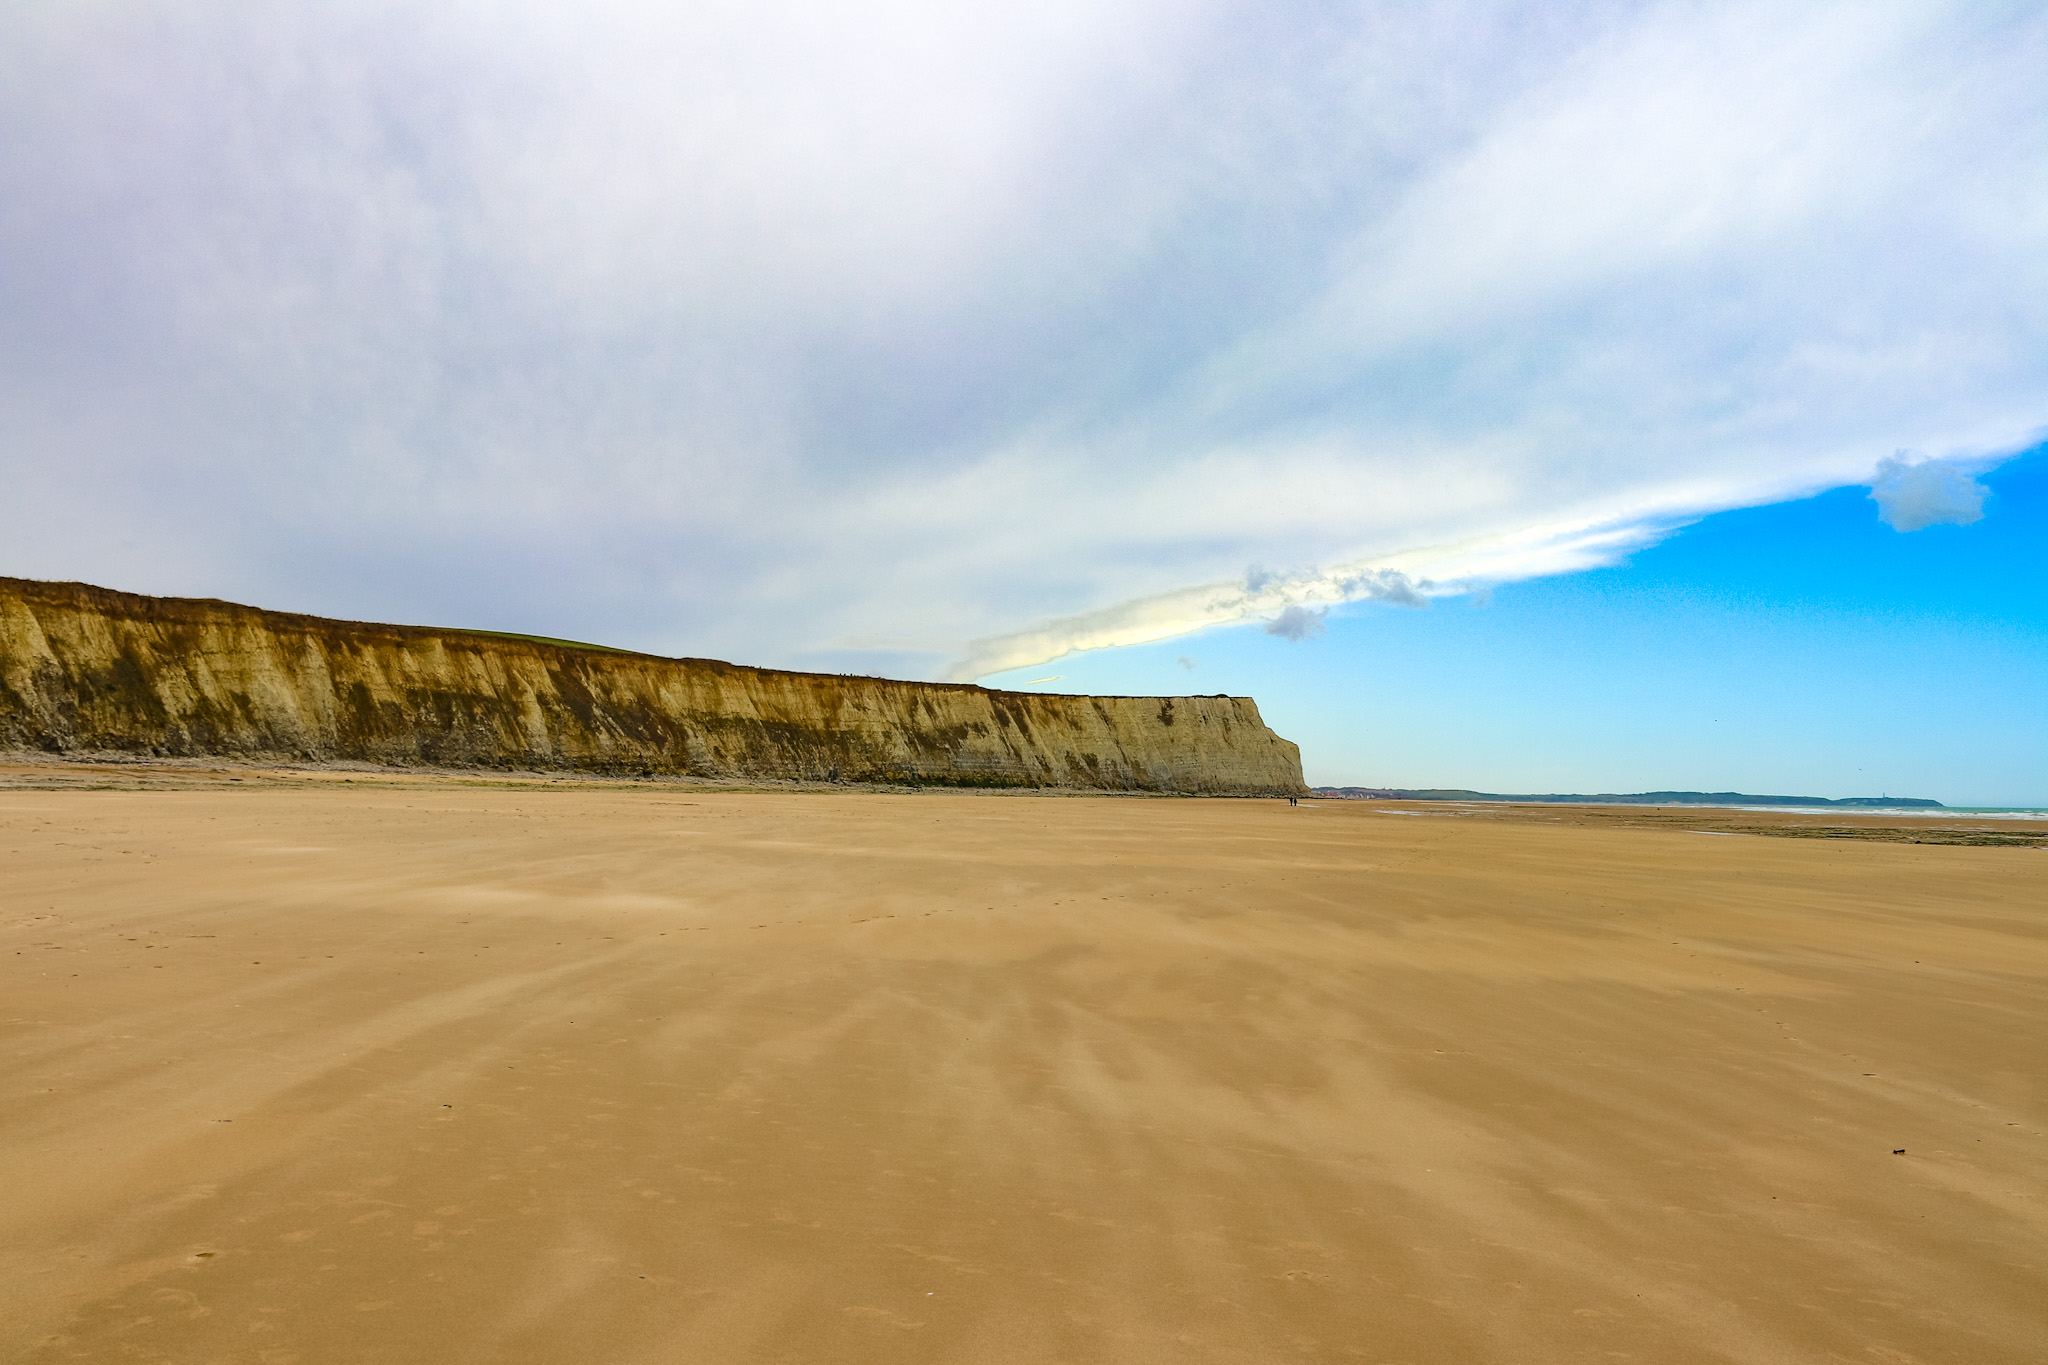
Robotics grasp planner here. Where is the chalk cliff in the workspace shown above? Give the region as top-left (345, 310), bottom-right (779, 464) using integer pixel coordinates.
top-left (0, 578), bottom-right (1305, 794)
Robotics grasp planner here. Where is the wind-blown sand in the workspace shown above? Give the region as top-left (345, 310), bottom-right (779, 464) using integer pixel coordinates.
top-left (3, 775), bottom-right (2043, 1363)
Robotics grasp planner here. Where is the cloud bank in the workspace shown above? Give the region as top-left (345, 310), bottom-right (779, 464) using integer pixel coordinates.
top-left (0, 1), bottom-right (2041, 677)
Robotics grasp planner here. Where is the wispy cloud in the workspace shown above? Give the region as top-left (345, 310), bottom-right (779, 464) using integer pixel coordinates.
top-left (0, 2), bottom-right (2039, 673)
top-left (945, 501), bottom-right (1688, 676)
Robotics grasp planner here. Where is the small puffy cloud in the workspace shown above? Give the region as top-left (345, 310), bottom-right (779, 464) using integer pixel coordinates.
top-left (1265, 605), bottom-right (1328, 641)
top-left (1870, 455), bottom-right (1988, 531)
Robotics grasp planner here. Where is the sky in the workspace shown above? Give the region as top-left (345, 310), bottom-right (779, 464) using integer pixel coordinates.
top-left (2, 2), bottom-right (2043, 800)
top-left (984, 445), bottom-right (2048, 806)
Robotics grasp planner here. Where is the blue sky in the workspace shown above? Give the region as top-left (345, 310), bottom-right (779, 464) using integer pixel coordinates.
top-left (1, 2), bottom-right (2042, 800)
top-left (985, 447), bottom-right (2047, 806)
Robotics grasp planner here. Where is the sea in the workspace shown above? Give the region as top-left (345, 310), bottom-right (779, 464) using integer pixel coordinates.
top-left (1722, 805), bottom-right (2048, 821)
top-left (1401, 800), bottom-right (2048, 820)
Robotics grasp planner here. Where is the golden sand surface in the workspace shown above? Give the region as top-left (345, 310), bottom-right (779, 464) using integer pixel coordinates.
top-left (2, 777), bottom-right (2043, 1363)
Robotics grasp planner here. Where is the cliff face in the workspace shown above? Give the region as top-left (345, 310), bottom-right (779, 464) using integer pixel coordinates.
top-left (0, 578), bottom-right (1305, 794)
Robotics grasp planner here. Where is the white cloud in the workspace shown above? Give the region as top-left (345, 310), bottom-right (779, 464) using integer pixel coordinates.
top-left (1870, 455), bottom-right (1990, 531)
top-left (943, 499), bottom-right (1683, 676)
top-left (0, 1), bottom-right (2040, 673)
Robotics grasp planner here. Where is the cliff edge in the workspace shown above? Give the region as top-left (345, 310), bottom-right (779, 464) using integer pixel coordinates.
top-left (0, 578), bottom-right (1305, 794)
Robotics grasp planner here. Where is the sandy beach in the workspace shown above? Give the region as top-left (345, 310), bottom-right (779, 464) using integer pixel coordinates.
top-left (3, 773), bottom-right (2043, 1363)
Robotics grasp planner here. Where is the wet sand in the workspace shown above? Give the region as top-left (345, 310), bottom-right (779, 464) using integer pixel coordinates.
top-left (3, 779), bottom-right (2044, 1362)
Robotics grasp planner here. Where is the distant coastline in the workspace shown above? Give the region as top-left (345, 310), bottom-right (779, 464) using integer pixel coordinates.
top-left (1312, 787), bottom-right (1945, 809)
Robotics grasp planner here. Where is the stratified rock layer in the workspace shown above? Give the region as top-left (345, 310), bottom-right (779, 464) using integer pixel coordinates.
top-left (0, 578), bottom-right (1305, 793)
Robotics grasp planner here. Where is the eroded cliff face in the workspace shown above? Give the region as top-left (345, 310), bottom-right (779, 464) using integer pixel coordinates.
top-left (0, 578), bottom-right (1305, 794)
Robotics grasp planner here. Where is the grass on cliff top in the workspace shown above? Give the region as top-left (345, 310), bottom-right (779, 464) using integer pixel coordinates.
top-left (457, 628), bottom-right (640, 655)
